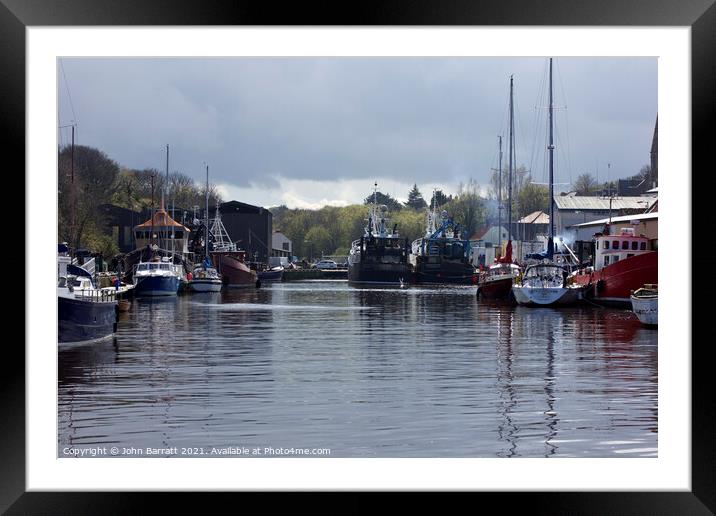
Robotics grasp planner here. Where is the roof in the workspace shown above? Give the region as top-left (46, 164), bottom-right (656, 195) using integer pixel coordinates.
top-left (570, 212), bottom-right (658, 228)
top-left (518, 210), bottom-right (549, 224)
top-left (553, 196), bottom-right (655, 211)
top-left (134, 208), bottom-right (189, 230)
top-left (219, 200), bottom-right (265, 215)
top-left (645, 187), bottom-right (658, 193)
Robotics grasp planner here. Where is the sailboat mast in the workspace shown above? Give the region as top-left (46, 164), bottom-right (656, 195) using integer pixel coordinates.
top-left (508, 75), bottom-right (514, 245)
top-left (70, 124), bottom-right (76, 254)
top-left (205, 164), bottom-right (209, 260)
top-left (498, 135), bottom-right (503, 252)
top-left (164, 144), bottom-right (169, 252)
top-left (548, 58), bottom-right (555, 258)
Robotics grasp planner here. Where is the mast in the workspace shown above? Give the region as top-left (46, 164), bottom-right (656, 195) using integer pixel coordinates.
top-left (150, 173), bottom-right (155, 248)
top-left (164, 144), bottom-right (169, 252)
top-left (205, 164), bottom-right (209, 260)
top-left (497, 135), bottom-right (503, 252)
top-left (547, 58), bottom-right (555, 260)
top-left (508, 75), bottom-right (514, 249)
top-left (70, 124), bottom-right (76, 255)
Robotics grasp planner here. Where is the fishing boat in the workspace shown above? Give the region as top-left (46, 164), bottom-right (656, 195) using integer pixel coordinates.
top-left (188, 164), bottom-right (222, 292)
top-left (58, 245), bottom-right (118, 344)
top-left (348, 183), bottom-right (411, 285)
top-left (630, 284), bottom-right (658, 326)
top-left (410, 203), bottom-right (476, 285)
top-left (209, 204), bottom-right (260, 288)
top-left (571, 226), bottom-right (657, 305)
top-left (511, 58), bottom-right (585, 307)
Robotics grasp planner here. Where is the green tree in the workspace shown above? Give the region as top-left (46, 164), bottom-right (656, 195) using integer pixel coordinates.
top-left (363, 191), bottom-right (402, 212)
top-left (444, 178), bottom-right (486, 239)
top-left (430, 189), bottom-right (452, 208)
top-left (58, 144), bottom-right (120, 252)
top-left (517, 180), bottom-right (549, 218)
top-left (405, 184), bottom-right (427, 210)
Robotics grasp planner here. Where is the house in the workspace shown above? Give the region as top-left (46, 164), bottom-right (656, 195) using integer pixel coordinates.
top-left (516, 210), bottom-right (549, 241)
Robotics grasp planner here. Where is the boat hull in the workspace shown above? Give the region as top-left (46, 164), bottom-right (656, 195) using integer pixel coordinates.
top-left (512, 285), bottom-right (583, 306)
top-left (215, 254), bottom-right (259, 288)
top-left (573, 252), bottom-right (657, 305)
top-left (477, 275), bottom-right (515, 299)
top-left (257, 269), bottom-right (284, 282)
top-left (631, 295), bottom-right (658, 326)
top-left (188, 279), bottom-right (223, 292)
top-left (58, 295), bottom-right (118, 344)
top-left (348, 263), bottom-right (411, 285)
top-left (413, 260), bottom-right (476, 285)
top-left (134, 275), bottom-right (181, 296)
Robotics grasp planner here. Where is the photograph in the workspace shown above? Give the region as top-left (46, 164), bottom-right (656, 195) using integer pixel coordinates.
top-left (9, 14), bottom-right (708, 509)
top-left (56, 55), bottom-right (659, 459)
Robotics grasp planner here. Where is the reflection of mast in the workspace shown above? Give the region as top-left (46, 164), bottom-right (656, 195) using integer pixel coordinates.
top-left (496, 307), bottom-right (518, 457)
top-left (543, 314), bottom-right (558, 457)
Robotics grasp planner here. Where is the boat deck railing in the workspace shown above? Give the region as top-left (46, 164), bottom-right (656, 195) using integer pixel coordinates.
top-left (72, 289), bottom-right (118, 302)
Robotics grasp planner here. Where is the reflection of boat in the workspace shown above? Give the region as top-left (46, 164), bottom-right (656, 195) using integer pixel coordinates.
top-left (58, 246), bottom-right (118, 344)
top-left (572, 227), bottom-right (657, 306)
top-left (188, 164), bottom-right (223, 293)
top-left (511, 59), bottom-right (584, 307)
top-left (631, 284), bottom-right (657, 326)
top-left (410, 203), bottom-right (476, 285)
top-left (348, 183), bottom-right (411, 285)
top-left (209, 204), bottom-right (259, 288)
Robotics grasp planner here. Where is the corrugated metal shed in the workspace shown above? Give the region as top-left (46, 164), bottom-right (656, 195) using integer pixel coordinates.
top-left (553, 196), bottom-right (654, 211)
top-left (571, 212), bottom-right (658, 227)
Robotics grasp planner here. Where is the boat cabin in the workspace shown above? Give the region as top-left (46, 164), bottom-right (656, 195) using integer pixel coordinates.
top-left (593, 227), bottom-right (651, 271)
top-left (134, 208), bottom-right (190, 255)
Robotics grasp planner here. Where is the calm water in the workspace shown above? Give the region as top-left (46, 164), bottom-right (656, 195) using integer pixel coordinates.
top-left (58, 280), bottom-right (657, 458)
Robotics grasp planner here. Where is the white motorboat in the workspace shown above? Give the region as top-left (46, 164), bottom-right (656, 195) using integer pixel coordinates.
top-left (630, 284), bottom-right (658, 326)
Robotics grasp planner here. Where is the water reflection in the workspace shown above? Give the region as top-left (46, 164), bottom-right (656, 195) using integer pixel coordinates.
top-left (58, 281), bottom-right (657, 457)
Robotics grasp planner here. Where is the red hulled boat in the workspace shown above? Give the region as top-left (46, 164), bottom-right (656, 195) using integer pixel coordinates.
top-left (476, 241), bottom-right (520, 300)
top-left (571, 227), bottom-right (657, 305)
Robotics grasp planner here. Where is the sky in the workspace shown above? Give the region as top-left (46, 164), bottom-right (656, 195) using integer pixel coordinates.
top-left (58, 57), bottom-right (657, 209)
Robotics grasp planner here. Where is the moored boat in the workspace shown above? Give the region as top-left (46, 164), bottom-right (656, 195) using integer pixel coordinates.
top-left (188, 164), bottom-right (223, 293)
top-left (631, 284), bottom-right (657, 326)
top-left (510, 58), bottom-right (585, 307)
top-left (58, 248), bottom-right (118, 344)
top-left (348, 184), bottom-right (411, 285)
top-left (571, 227), bottom-right (657, 306)
top-left (257, 265), bottom-right (284, 282)
top-left (209, 204), bottom-right (260, 288)
top-left (512, 261), bottom-right (583, 306)
top-left (410, 204), bottom-right (476, 285)
top-left (133, 256), bottom-right (183, 296)
top-left (477, 262), bottom-right (520, 300)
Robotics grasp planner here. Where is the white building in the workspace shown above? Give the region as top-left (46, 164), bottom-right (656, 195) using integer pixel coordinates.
top-left (271, 230), bottom-right (292, 258)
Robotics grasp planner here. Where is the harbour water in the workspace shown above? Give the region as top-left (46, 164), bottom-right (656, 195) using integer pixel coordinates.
top-left (58, 280), bottom-right (657, 458)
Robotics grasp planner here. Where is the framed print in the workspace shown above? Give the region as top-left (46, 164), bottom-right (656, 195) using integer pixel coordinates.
top-left (4, 0), bottom-right (713, 511)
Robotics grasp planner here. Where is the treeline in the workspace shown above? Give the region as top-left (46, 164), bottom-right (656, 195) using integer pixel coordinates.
top-left (58, 144), bottom-right (222, 258)
top-left (271, 181), bottom-right (490, 259)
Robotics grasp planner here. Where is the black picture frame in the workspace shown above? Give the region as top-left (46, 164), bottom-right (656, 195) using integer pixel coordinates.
top-left (4, 0), bottom-right (713, 511)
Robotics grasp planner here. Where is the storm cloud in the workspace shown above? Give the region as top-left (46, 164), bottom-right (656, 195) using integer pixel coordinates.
top-left (58, 57), bottom-right (657, 207)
